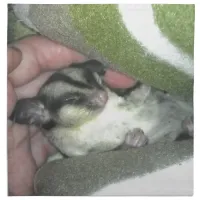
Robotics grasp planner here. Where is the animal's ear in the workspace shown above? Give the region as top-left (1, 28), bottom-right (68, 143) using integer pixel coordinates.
top-left (9, 98), bottom-right (50, 126)
top-left (72, 59), bottom-right (106, 75)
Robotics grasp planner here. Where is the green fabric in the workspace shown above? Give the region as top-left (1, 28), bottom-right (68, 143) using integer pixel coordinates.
top-left (34, 139), bottom-right (193, 196)
top-left (10, 4), bottom-right (194, 100)
top-left (7, 8), bottom-right (37, 43)
top-left (8, 4), bottom-right (194, 196)
top-left (152, 4), bottom-right (195, 57)
top-left (68, 4), bottom-right (193, 99)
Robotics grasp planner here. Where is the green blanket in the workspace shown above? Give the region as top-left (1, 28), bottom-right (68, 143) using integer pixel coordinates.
top-left (8, 4), bottom-right (194, 196)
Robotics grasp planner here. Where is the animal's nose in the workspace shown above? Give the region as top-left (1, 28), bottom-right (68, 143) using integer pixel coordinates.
top-left (90, 91), bottom-right (108, 107)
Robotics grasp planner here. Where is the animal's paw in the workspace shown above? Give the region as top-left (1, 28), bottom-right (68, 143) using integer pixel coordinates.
top-left (125, 128), bottom-right (148, 147)
top-left (182, 116), bottom-right (193, 137)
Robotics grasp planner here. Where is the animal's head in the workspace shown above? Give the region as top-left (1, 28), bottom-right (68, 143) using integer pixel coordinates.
top-left (10, 60), bottom-right (109, 128)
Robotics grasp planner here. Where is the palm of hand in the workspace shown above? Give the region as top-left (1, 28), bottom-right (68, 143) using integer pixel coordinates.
top-left (7, 36), bottom-right (87, 195)
top-left (7, 36), bottom-right (135, 195)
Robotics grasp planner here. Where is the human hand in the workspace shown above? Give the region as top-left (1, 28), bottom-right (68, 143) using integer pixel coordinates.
top-left (7, 36), bottom-right (135, 196)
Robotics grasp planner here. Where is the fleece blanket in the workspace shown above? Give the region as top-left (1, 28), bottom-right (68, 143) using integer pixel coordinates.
top-left (8, 4), bottom-right (194, 196)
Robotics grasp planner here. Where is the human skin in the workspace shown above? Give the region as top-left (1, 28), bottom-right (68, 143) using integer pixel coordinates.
top-left (7, 36), bottom-right (135, 196)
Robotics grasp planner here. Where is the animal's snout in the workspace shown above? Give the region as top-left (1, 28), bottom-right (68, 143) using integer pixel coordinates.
top-left (89, 91), bottom-right (108, 107)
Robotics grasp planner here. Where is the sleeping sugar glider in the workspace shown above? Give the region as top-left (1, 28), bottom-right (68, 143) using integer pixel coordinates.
top-left (9, 60), bottom-right (193, 159)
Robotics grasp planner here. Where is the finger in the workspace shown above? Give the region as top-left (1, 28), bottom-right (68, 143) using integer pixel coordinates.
top-left (15, 72), bottom-right (54, 99)
top-left (9, 35), bottom-right (136, 91)
top-left (7, 124), bottom-right (36, 195)
top-left (7, 47), bottom-right (22, 74)
top-left (30, 130), bottom-right (57, 167)
top-left (15, 69), bottom-right (136, 99)
top-left (9, 36), bottom-right (86, 88)
top-left (7, 80), bottom-right (17, 117)
top-left (104, 69), bottom-right (137, 88)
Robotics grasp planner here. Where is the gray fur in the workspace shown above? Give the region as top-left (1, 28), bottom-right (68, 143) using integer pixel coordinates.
top-left (10, 60), bottom-right (193, 159)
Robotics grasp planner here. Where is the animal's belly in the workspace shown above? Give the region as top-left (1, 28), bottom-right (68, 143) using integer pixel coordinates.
top-left (78, 119), bottom-right (130, 151)
top-left (77, 109), bottom-right (156, 151)
top-left (50, 100), bottom-right (159, 156)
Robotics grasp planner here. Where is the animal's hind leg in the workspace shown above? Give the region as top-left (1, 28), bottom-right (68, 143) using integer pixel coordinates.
top-left (162, 116), bottom-right (193, 142)
top-left (182, 115), bottom-right (193, 137)
top-left (124, 128), bottom-right (148, 148)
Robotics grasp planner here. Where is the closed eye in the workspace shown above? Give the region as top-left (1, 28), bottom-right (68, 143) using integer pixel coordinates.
top-left (65, 96), bottom-right (80, 102)
top-left (63, 92), bottom-right (85, 104)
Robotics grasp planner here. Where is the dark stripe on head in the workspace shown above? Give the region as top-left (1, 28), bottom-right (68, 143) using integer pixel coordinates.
top-left (44, 73), bottom-right (93, 89)
top-left (62, 75), bottom-right (93, 89)
top-left (71, 59), bottom-right (106, 76)
top-left (41, 92), bottom-right (87, 112)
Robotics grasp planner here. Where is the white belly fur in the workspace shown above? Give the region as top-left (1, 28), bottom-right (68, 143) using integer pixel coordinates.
top-left (49, 93), bottom-right (159, 157)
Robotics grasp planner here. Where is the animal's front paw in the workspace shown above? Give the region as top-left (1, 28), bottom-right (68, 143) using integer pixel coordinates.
top-left (182, 116), bottom-right (193, 137)
top-left (125, 128), bottom-right (148, 147)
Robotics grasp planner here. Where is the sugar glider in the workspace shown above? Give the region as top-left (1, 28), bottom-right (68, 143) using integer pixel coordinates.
top-left (10, 60), bottom-right (193, 158)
